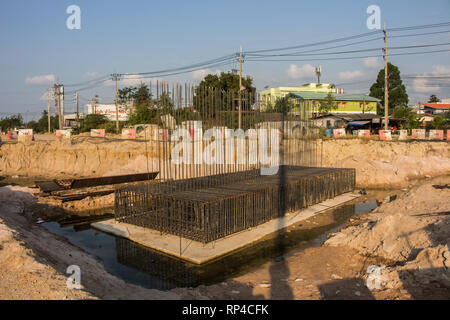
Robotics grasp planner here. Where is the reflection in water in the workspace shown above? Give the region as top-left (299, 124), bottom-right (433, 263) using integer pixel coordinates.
top-left (44, 199), bottom-right (381, 290)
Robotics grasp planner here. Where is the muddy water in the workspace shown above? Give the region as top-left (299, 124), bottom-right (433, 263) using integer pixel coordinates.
top-left (42, 189), bottom-right (401, 291)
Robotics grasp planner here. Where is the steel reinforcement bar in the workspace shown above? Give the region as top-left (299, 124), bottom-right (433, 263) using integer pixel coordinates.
top-left (115, 166), bottom-right (355, 243)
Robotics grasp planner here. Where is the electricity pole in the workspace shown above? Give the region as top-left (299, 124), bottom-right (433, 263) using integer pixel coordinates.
top-left (47, 88), bottom-right (51, 133)
top-left (57, 85), bottom-right (62, 130)
top-left (112, 73), bottom-right (119, 132)
top-left (383, 25), bottom-right (389, 130)
top-left (76, 91), bottom-right (79, 127)
top-left (60, 85), bottom-right (64, 129)
top-left (238, 45), bottom-right (243, 130)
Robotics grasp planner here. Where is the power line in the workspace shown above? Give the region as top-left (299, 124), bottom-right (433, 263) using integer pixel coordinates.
top-left (245, 48), bottom-right (450, 62)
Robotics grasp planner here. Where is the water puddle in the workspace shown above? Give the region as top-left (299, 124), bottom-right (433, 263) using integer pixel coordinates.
top-left (42, 189), bottom-right (399, 290)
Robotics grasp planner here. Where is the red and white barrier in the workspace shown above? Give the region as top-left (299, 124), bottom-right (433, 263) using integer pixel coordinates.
top-left (429, 130), bottom-right (444, 140)
top-left (90, 129), bottom-right (105, 138)
top-left (122, 128), bottom-right (136, 139)
top-left (379, 130), bottom-right (392, 141)
top-left (411, 129), bottom-right (425, 140)
top-left (358, 130), bottom-right (370, 138)
top-left (333, 128), bottom-right (346, 138)
top-left (56, 129), bottom-right (71, 139)
top-left (18, 129), bottom-right (34, 142)
top-left (447, 130), bottom-right (450, 141)
top-left (398, 130), bottom-right (408, 141)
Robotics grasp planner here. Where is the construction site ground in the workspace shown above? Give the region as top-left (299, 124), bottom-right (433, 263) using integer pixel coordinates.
top-left (0, 138), bottom-right (449, 299)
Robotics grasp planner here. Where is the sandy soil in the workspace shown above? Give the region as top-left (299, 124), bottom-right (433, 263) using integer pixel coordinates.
top-left (0, 186), bottom-right (177, 300)
top-left (318, 139), bottom-right (450, 188)
top-left (1, 176), bottom-right (448, 300)
top-left (1, 138), bottom-right (449, 189)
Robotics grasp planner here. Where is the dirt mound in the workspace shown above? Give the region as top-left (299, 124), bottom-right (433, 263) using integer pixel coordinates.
top-left (0, 185), bottom-right (178, 299)
top-left (325, 176), bottom-right (450, 295)
top-left (319, 139), bottom-right (450, 188)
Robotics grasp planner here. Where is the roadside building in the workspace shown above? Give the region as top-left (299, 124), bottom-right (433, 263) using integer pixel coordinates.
top-left (260, 83), bottom-right (379, 115)
top-left (85, 104), bottom-right (129, 121)
top-left (419, 103), bottom-right (450, 115)
top-left (63, 113), bottom-right (84, 128)
top-left (289, 92), bottom-right (379, 115)
top-left (313, 113), bottom-right (382, 132)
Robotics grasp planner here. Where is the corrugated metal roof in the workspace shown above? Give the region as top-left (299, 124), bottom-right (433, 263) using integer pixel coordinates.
top-left (422, 103), bottom-right (450, 109)
top-left (290, 92), bottom-right (380, 102)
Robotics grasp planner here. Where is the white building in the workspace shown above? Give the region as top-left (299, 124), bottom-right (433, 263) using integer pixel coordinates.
top-left (86, 104), bottom-right (129, 121)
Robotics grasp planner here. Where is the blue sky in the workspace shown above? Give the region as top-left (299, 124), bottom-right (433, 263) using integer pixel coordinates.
top-left (1, 0), bottom-right (449, 121)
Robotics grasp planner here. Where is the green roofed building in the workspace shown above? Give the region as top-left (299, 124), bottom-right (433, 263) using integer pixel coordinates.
top-left (260, 83), bottom-right (380, 115)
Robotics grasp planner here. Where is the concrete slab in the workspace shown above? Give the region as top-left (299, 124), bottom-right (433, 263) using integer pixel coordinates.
top-left (92, 192), bottom-right (360, 264)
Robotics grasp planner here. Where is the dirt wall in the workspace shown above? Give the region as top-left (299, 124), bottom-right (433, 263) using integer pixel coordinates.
top-left (1, 137), bottom-right (449, 188)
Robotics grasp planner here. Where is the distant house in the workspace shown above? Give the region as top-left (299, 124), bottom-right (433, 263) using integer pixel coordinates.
top-left (313, 113), bottom-right (382, 131)
top-left (63, 113), bottom-right (84, 128)
top-left (85, 103), bottom-right (129, 121)
top-left (419, 103), bottom-right (450, 115)
top-left (260, 83), bottom-right (380, 115)
top-left (290, 92), bottom-right (379, 115)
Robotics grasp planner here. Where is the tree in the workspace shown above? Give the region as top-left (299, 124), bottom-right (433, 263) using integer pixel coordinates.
top-left (78, 114), bottom-right (108, 132)
top-left (36, 110), bottom-right (59, 133)
top-left (0, 114), bottom-right (23, 131)
top-left (25, 120), bottom-right (39, 133)
top-left (273, 97), bottom-right (291, 115)
top-left (132, 83), bottom-right (153, 107)
top-left (128, 106), bottom-right (158, 125)
top-left (369, 62), bottom-right (408, 115)
top-left (195, 72), bottom-right (257, 112)
top-left (319, 93), bottom-right (338, 114)
top-left (428, 95), bottom-right (441, 103)
top-left (393, 106), bottom-right (417, 129)
top-left (432, 116), bottom-right (445, 129)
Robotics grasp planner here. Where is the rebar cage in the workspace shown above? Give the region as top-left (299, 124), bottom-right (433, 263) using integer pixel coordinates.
top-left (115, 166), bottom-right (355, 243)
top-left (114, 87), bottom-right (355, 243)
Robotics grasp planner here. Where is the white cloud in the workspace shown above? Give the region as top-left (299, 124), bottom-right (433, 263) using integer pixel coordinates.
top-left (191, 68), bottom-right (221, 80)
top-left (431, 65), bottom-right (450, 75)
top-left (362, 57), bottom-right (381, 68)
top-left (412, 77), bottom-right (440, 93)
top-left (40, 92), bottom-right (49, 101)
top-left (410, 65), bottom-right (450, 94)
top-left (287, 64), bottom-right (315, 79)
top-left (85, 71), bottom-right (98, 78)
top-left (105, 74), bottom-right (147, 87)
top-left (338, 70), bottom-right (364, 80)
top-left (25, 74), bottom-right (55, 85)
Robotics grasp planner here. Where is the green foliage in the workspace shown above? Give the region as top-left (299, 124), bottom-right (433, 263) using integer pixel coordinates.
top-left (0, 114), bottom-right (23, 131)
top-left (273, 96), bottom-right (291, 115)
top-left (99, 121), bottom-right (123, 133)
top-left (118, 84), bottom-right (175, 126)
top-left (432, 116), bottom-right (445, 129)
top-left (197, 72), bottom-right (256, 95)
top-left (25, 120), bottom-right (39, 132)
top-left (35, 110), bottom-right (59, 133)
top-left (194, 72), bottom-right (257, 118)
top-left (369, 63), bottom-right (409, 115)
top-left (128, 106), bottom-right (159, 125)
top-left (77, 114), bottom-right (109, 133)
top-left (393, 106), bottom-right (414, 120)
top-left (318, 93), bottom-right (338, 114)
top-left (392, 107), bottom-right (420, 129)
top-left (428, 95), bottom-right (440, 103)
top-left (118, 83), bottom-right (153, 107)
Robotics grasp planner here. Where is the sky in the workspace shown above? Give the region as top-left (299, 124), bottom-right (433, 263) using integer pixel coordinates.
top-left (0, 0), bottom-right (449, 121)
